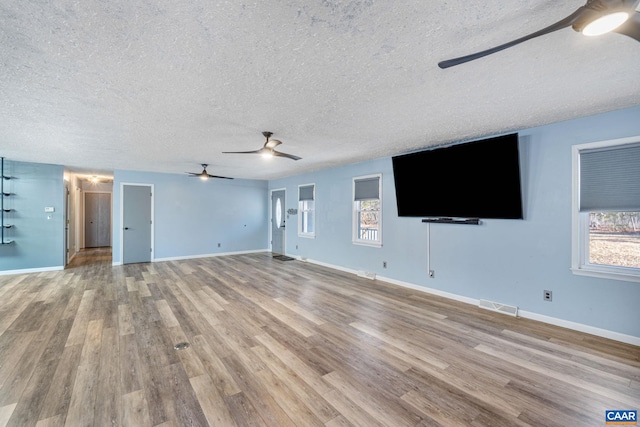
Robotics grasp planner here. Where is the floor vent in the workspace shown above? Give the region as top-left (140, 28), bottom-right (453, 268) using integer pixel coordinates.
top-left (478, 299), bottom-right (518, 317)
top-left (174, 342), bottom-right (190, 350)
top-left (357, 271), bottom-right (376, 280)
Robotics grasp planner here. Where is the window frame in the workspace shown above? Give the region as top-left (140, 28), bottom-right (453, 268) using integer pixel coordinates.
top-left (571, 136), bottom-right (640, 283)
top-left (298, 183), bottom-right (316, 238)
top-left (352, 173), bottom-right (382, 248)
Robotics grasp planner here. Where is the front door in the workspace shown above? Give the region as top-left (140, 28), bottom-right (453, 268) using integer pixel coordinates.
top-left (271, 189), bottom-right (285, 256)
top-left (122, 184), bottom-right (152, 264)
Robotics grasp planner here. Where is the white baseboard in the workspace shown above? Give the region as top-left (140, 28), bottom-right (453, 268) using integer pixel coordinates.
top-left (0, 265), bottom-right (64, 276)
top-left (377, 274), bottom-right (480, 306)
top-left (517, 310), bottom-right (640, 347)
top-left (153, 249), bottom-right (268, 263)
top-left (296, 256), bottom-right (359, 275)
top-left (300, 257), bottom-right (640, 347)
top-left (112, 249), bottom-right (268, 265)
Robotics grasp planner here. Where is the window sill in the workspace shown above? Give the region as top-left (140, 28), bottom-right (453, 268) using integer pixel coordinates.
top-left (298, 233), bottom-right (315, 239)
top-left (352, 240), bottom-right (382, 248)
top-left (571, 267), bottom-right (640, 283)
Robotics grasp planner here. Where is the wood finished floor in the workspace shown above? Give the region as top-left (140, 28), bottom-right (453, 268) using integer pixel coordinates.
top-left (0, 249), bottom-right (638, 426)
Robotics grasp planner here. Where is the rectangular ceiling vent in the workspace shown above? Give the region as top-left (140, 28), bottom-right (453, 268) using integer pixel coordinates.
top-left (478, 299), bottom-right (518, 317)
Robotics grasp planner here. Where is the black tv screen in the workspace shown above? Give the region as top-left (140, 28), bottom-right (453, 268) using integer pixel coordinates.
top-left (392, 133), bottom-right (523, 219)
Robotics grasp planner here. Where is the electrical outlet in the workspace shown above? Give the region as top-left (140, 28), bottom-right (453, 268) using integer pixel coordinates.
top-left (383, 261), bottom-right (387, 268)
top-left (429, 270), bottom-right (435, 278)
top-left (543, 290), bottom-right (552, 301)
top-left (217, 243), bottom-right (221, 248)
top-left (296, 245), bottom-right (298, 250)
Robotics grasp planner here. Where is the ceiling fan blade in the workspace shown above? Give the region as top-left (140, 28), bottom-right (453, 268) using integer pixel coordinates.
top-left (187, 172), bottom-right (233, 179)
top-left (438, 7), bottom-right (586, 69)
top-left (613, 11), bottom-right (640, 40)
top-left (273, 151), bottom-right (302, 161)
top-left (222, 150), bottom-right (262, 154)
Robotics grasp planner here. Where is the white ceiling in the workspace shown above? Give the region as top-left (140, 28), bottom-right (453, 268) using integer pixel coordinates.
top-left (1, 1), bottom-right (639, 180)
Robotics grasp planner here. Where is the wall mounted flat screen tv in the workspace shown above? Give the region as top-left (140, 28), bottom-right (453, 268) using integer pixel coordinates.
top-left (392, 133), bottom-right (523, 219)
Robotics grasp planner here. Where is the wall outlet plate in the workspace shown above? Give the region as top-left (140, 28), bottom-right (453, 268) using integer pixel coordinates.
top-left (543, 290), bottom-right (552, 301)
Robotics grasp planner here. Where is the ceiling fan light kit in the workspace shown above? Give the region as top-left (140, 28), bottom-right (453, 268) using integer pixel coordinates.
top-left (438, 0), bottom-right (640, 69)
top-left (580, 11), bottom-right (629, 35)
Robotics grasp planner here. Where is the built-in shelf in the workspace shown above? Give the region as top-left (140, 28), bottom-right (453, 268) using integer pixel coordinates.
top-left (422, 217), bottom-right (481, 225)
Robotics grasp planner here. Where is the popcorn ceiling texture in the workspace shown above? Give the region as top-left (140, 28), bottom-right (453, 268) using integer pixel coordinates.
top-left (1, 1), bottom-right (639, 179)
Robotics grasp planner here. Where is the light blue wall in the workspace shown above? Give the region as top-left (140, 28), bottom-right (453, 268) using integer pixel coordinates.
top-left (112, 170), bottom-right (268, 263)
top-left (2, 107), bottom-right (638, 339)
top-left (0, 160), bottom-right (65, 271)
top-left (269, 106), bottom-right (640, 338)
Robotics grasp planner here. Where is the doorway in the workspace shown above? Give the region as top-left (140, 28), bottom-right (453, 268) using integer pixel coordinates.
top-left (271, 189), bottom-right (286, 256)
top-left (122, 184), bottom-right (153, 264)
top-left (65, 182), bottom-right (70, 265)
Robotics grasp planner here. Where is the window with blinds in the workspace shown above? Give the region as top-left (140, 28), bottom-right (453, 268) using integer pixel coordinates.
top-left (353, 174), bottom-right (382, 247)
top-left (572, 137), bottom-right (640, 281)
top-left (298, 184), bottom-right (315, 237)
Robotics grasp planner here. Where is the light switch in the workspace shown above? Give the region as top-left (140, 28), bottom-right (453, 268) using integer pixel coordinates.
top-left (44, 207), bottom-right (55, 213)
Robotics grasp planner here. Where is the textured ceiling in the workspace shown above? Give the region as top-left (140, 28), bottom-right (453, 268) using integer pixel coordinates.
top-left (1, 1), bottom-right (639, 180)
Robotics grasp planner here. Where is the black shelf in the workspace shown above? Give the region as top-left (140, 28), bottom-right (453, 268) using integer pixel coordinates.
top-left (422, 217), bottom-right (481, 225)
top-left (1, 157), bottom-right (14, 245)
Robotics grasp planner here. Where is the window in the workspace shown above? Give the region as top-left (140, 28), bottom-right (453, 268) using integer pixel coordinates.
top-left (353, 174), bottom-right (382, 247)
top-left (572, 137), bottom-right (640, 282)
top-left (298, 184), bottom-right (315, 237)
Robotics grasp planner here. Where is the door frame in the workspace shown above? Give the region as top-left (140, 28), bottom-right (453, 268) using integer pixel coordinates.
top-left (119, 182), bottom-right (154, 264)
top-left (269, 187), bottom-right (286, 255)
top-left (64, 182), bottom-right (70, 265)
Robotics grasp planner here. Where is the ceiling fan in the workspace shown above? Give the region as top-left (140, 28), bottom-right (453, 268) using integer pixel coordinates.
top-left (438, 0), bottom-right (640, 69)
top-left (223, 131), bottom-right (302, 161)
top-left (186, 164), bottom-right (233, 180)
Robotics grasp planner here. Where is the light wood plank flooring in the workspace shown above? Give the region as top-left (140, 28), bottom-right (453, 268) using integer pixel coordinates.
top-left (0, 249), bottom-right (638, 426)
